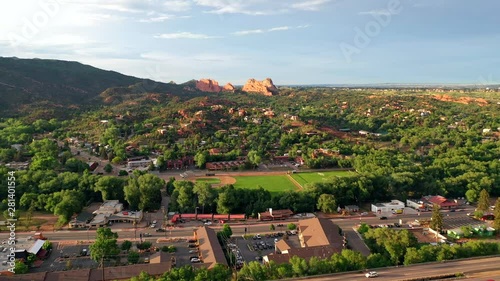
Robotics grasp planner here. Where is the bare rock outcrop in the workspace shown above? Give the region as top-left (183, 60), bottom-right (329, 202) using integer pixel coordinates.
top-left (223, 83), bottom-right (235, 92)
top-left (242, 78), bottom-right (278, 96)
top-left (195, 79), bottom-right (222, 93)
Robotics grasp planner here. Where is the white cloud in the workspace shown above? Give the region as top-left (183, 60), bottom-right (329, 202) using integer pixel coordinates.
top-left (194, 0), bottom-right (287, 15)
top-left (291, 0), bottom-right (331, 11)
top-left (358, 9), bottom-right (397, 16)
top-left (268, 26), bottom-right (290, 32)
top-left (154, 32), bottom-right (220, 39)
top-left (232, 25), bottom-right (309, 36)
top-left (232, 29), bottom-right (264, 36)
top-left (138, 13), bottom-right (190, 23)
top-left (163, 0), bottom-right (192, 12)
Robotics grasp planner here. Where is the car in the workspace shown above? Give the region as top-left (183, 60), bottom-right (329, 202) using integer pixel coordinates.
top-left (150, 224), bottom-right (156, 228)
top-left (393, 223), bottom-right (401, 227)
top-left (379, 216), bottom-right (388, 220)
top-left (156, 228), bottom-right (165, 232)
top-left (365, 271), bottom-right (378, 278)
top-left (152, 220), bottom-right (157, 224)
top-left (81, 249), bottom-right (88, 256)
top-left (254, 234), bottom-right (261, 239)
top-left (190, 257), bottom-right (201, 263)
top-left (143, 233), bottom-right (152, 237)
top-left (189, 250), bottom-right (197, 253)
top-left (204, 221), bottom-right (212, 225)
top-left (188, 244), bottom-right (197, 248)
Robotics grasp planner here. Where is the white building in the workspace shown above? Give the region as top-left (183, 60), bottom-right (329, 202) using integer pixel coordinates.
top-left (371, 200), bottom-right (405, 215)
top-left (127, 159), bottom-right (152, 169)
top-left (93, 200), bottom-right (123, 215)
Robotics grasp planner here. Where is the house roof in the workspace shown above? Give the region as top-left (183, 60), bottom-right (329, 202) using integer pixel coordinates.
top-left (298, 218), bottom-right (343, 249)
top-left (28, 239), bottom-right (46, 255)
top-left (425, 195), bottom-right (458, 207)
top-left (275, 239), bottom-right (292, 253)
top-left (195, 226), bottom-right (228, 269)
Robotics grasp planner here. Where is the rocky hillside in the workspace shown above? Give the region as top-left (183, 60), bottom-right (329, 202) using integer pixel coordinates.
top-left (242, 78), bottom-right (278, 96)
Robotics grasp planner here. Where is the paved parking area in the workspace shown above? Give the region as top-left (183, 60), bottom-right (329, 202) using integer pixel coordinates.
top-left (443, 216), bottom-right (486, 230)
top-left (235, 233), bottom-right (288, 263)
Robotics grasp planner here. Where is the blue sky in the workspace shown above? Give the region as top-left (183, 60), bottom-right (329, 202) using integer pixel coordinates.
top-left (1, 0), bottom-right (499, 85)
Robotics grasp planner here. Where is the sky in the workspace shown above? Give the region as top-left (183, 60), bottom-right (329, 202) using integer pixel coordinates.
top-left (0, 0), bottom-right (499, 85)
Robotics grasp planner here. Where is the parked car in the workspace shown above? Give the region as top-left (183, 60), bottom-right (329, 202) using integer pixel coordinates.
top-left (188, 244), bottom-right (197, 248)
top-left (190, 257), bottom-right (201, 263)
top-left (143, 233), bottom-right (152, 237)
top-left (365, 271), bottom-right (378, 278)
top-left (204, 221), bottom-right (212, 225)
top-left (393, 222), bottom-right (401, 227)
top-left (156, 228), bottom-right (165, 232)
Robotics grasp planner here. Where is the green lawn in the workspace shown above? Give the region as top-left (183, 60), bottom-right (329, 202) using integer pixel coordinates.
top-left (195, 178), bottom-right (221, 185)
top-left (291, 170), bottom-right (353, 187)
top-left (233, 175), bottom-right (297, 195)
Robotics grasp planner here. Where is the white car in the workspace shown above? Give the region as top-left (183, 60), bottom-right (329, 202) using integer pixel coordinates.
top-left (204, 221), bottom-right (212, 225)
top-left (150, 224), bottom-right (156, 228)
top-left (190, 257), bottom-right (201, 263)
top-left (365, 271), bottom-right (378, 278)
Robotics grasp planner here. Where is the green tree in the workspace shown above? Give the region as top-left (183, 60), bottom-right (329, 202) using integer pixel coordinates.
top-left (287, 223), bottom-right (297, 230)
top-left (90, 227), bottom-right (120, 263)
top-left (247, 150), bottom-right (262, 168)
top-left (128, 251), bottom-right (140, 264)
top-left (193, 182), bottom-right (216, 214)
top-left (94, 176), bottom-right (125, 202)
top-left (316, 194), bottom-right (337, 213)
top-left (221, 224), bottom-right (233, 238)
top-left (270, 224), bottom-right (275, 231)
top-left (194, 151), bottom-right (208, 168)
top-left (121, 240), bottom-right (132, 252)
top-left (104, 163), bottom-right (113, 173)
top-left (477, 189), bottom-right (490, 213)
top-left (14, 260), bottom-right (29, 274)
top-left (429, 204), bottom-right (443, 233)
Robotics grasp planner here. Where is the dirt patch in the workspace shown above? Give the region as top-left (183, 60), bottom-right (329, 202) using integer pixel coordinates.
top-left (213, 176), bottom-right (236, 187)
top-left (433, 94), bottom-right (489, 106)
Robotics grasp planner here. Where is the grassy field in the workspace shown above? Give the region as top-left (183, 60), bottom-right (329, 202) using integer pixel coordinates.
top-left (291, 170), bottom-right (353, 186)
top-left (195, 178), bottom-right (221, 184)
top-left (233, 175), bottom-right (297, 195)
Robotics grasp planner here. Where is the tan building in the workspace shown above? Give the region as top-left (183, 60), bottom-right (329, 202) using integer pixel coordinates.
top-left (263, 218), bottom-right (343, 265)
top-left (193, 226), bottom-right (228, 269)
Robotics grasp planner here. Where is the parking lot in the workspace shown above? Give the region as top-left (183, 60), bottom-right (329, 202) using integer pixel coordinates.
top-left (443, 216), bottom-right (487, 230)
top-left (235, 232), bottom-right (298, 264)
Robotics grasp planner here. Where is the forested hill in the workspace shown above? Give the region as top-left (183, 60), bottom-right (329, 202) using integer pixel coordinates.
top-left (0, 57), bottom-right (171, 117)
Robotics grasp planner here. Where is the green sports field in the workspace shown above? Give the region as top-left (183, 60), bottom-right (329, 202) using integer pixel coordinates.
top-left (233, 175), bottom-right (297, 195)
top-left (291, 170), bottom-right (353, 187)
top-left (195, 178), bottom-right (221, 184)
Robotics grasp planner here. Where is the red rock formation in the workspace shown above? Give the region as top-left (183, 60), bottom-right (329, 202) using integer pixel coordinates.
top-left (195, 79), bottom-right (222, 93)
top-left (223, 83), bottom-right (235, 92)
top-left (242, 78), bottom-right (278, 96)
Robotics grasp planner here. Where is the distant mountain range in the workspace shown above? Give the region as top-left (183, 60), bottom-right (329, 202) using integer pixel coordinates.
top-left (0, 57), bottom-right (178, 117)
top-left (1, 57), bottom-right (497, 118)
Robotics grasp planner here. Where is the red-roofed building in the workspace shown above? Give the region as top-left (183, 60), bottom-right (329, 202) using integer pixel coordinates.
top-left (423, 195), bottom-right (458, 210)
top-left (258, 208), bottom-right (294, 221)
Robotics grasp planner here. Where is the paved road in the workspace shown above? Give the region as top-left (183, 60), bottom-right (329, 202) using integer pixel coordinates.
top-left (0, 209), bottom-right (472, 244)
top-left (288, 256), bottom-right (500, 281)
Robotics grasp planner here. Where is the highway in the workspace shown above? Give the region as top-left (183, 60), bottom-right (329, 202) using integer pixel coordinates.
top-left (288, 256), bottom-right (500, 281)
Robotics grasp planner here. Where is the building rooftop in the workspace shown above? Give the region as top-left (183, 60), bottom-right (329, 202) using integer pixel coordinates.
top-left (298, 218), bottom-right (343, 249)
top-left (195, 226), bottom-right (228, 269)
